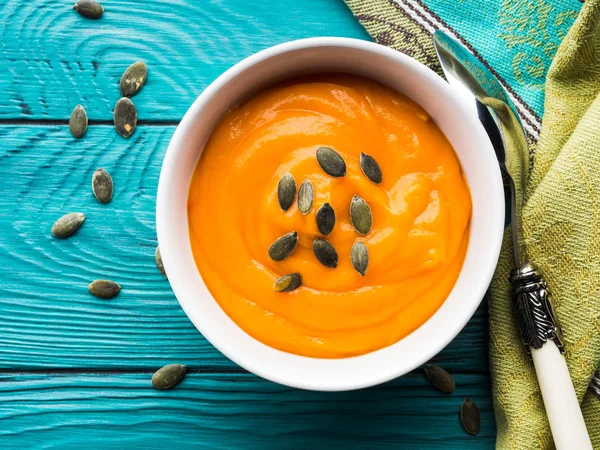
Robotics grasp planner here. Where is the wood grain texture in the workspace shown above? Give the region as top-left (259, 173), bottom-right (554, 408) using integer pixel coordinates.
top-left (0, 372), bottom-right (494, 448)
top-left (0, 125), bottom-right (490, 370)
top-left (0, 0), bottom-right (370, 121)
top-left (0, 1), bottom-right (498, 446)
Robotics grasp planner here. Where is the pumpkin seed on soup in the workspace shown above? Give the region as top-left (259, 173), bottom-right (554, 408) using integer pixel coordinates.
top-left (120, 61), bottom-right (148, 97)
top-left (423, 364), bottom-right (455, 393)
top-left (152, 364), bottom-right (187, 390)
top-left (350, 195), bottom-right (372, 235)
top-left (114, 97), bottom-right (137, 138)
top-left (316, 203), bottom-right (335, 235)
top-left (460, 397), bottom-right (481, 436)
top-left (73, 0), bottom-right (104, 19)
top-left (92, 168), bottom-right (113, 203)
top-left (268, 231), bottom-right (298, 261)
top-left (360, 152), bottom-right (382, 184)
top-left (277, 173), bottom-right (296, 211)
top-left (69, 104), bottom-right (88, 138)
top-left (51, 212), bottom-right (85, 238)
top-left (313, 239), bottom-right (338, 268)
top-left (297, 179), bottom-right (314, 215)
top-left (89, 279), bottom-right (121, 299)
top-left (316, 147), bottom-right (346, 177)
top-left (273, 273), bottom-right (302, 292)
top-left (350, 241), bottom-right (368, 276)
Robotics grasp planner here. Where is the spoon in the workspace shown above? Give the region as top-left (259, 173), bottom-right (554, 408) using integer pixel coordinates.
top-left (433, 30), bottom-right (592, 449)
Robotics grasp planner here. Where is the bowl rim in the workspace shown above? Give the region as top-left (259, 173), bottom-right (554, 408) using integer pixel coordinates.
top-left (157, 36), bottom-right (504, 391)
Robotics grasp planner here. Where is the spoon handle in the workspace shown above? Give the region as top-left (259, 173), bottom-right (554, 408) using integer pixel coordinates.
top-left (511, 262), bottom-right (592, 449)
top-left (531, 342), bottom-right (592, 449)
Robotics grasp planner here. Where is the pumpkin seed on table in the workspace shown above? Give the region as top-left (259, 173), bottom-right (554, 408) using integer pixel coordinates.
top-left (155, 246), bottom-right (167, 279)
top-left (316, 147), bottom-right (346, 177)
top-left (268, 231), bottom-right (298, 261)
top-left (277, 173), bottom-right (296, 211)
top-left (51, 212), bottom-right (85, 238)
top-left (316, 203), bottom-right (335, 235)
top-left (114, 97), bottom-right (137, 138)
top-left (313, 239), bottom-right (338, 268)
top-left (152, 364), bottom-right (187, 390)
top-left (423, 364), bottom-right (455, 393)
top-left (350, 195), bottom-right (372, 235)
top-left (460, 397), bottom-right (481, 436)
top-left (273, 273), bottom-right (302, 292)
top-left (297, 179), bottom-right (314, 215)
top-left (350, 241), bottom-right (368, 276)
top-left (120, 61), bottom-right (148, 97)
top-left (69, 104), bottom-right (88, 138)
top-left (73, 0), bottom-right (104, 19)
top-left (89, 279), bottom-right (121, 299)
top-left (360, 152), bottom-right (382, 184)
top-left (92, 168), bottom-right (113, 203)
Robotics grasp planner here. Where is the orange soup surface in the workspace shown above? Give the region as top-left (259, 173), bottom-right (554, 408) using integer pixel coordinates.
top-left (188, 75), bottom-right (472, 358)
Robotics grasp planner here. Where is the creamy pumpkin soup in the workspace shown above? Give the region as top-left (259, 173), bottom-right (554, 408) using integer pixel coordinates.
top-left (188, 75), bottom-right (471, 358)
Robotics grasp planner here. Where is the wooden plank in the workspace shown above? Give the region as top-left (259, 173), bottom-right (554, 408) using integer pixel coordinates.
top-left (0, 2), bottom-right (497, 447)
top-left (0, 0), bottom-right (369, 121)
top-left (0, 372), bottom-right (494, 448)
top-left (0, 125), bottom-right (489, 370)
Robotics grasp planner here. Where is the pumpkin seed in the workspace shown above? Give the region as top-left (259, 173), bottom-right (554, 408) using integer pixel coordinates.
top-left (316, 203), bottom-right (335, 235)
top-left (360, 152), bottom-right (382, 184)
top-left (120, 61), bottom-right (148, 97)
top-left (73, 0), bottom-right (104, 19)
top-left (51, 212), bottom-right (85, 238)
top-left (277, 173), bottom-right (296, 211)
top-left (155, 246), bottom-right (167, 279)
top-left (424, 364), bottom-right (455, 393)
top-left (69, 104), bottom-right (88, 138)
top-left (152, 364), bottom-right (187, 390)
top-left (297, 179), bottom-right (314, 215)
top-left (460, 397), bottom-right (481, 436)
top-left (350, 241), bottom-right (368, 276)
top-left (316, 147), bottom-right (346, 177)
top-left (350, 195), bottom-right (372, 235)
top-left (114, 97), bottom-right (137, 138)
top-left (89, 279), bottom-right (121, 299)
top-left (313, 239), bottom-right (338, 268)
top-left (92, 168), bottom-right (113, 203)
top-left (273, 273), bottom-right (302, 292)
top-left (268, 231), bottom-right (298, 261)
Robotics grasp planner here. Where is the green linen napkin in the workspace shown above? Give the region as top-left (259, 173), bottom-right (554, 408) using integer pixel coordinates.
top-left (343, 0), bottom-right (600, 447)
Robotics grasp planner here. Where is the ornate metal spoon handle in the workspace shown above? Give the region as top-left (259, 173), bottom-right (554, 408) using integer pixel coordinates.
top-left (510, 262), bottom-right (564, 352)
top-left (510, 262), bottom-right (592, 449)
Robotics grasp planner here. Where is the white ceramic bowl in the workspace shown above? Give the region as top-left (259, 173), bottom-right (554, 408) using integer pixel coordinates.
top-left (156, 37), bottom-right (504, 391)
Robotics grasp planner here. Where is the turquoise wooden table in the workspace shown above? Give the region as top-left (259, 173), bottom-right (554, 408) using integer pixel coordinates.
top-left (0, 0), bottom-right (494, 447)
